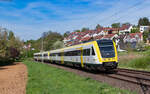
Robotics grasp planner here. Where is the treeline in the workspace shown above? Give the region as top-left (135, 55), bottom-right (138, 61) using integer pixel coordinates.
top-left (0, 28), bottom-right (65, 63)
top-left (0, 29), bottom-right (23, 65)
top-left (24, 31), bottom-right (64, 57)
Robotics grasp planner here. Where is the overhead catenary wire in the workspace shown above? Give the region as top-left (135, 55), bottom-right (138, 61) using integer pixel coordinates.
top-left (79, 0), bottom-right (146, 29)
top-left (111, 0), bottom-right (149, 25)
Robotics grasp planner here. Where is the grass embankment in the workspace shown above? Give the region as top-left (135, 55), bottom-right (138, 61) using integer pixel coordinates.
top-left (24, 60), bottom-right (135, 94)
top-left (118, 50), bottom-right (150, 70)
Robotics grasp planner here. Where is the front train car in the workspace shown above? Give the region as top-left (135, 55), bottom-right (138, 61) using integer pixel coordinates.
top-left (96, 39), bottom-right (118, 70)
top-left (33, 39), bottom-right (118, 71)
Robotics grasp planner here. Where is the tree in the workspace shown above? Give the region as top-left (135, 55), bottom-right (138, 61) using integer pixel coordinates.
top-left (63, 31), bottom-right (70, 37)
top-left (74, 30), bottom-right (80, 32)
top-left (111, 23), bottom-right (120, 28)
top-left (143, 30), bottom-right (150, 42)
top-left (52, 40), bottom-right (65, 50)
top-left (122, 22), bottom-right (130, 26)
top-left (96, 24), bottom-right (102, 29)
top-left (131, 28), bottom-right (140, 33)
top-left (138, 17), bottom-right (150, 26)
top-left (27, 31), bottom-right (64, 51)
top-left (0, 28), bottom-right (23, 65)
top-left (8, 31), bottom-right (15, 40)
top-left (81, 27), bottom-right (89, 32)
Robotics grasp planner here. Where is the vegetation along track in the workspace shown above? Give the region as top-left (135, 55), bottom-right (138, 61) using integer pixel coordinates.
top-left (41, 61), bottom-right (150, 94)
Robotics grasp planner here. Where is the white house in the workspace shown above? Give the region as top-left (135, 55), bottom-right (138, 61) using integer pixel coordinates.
top-left (97, 30), bottom-right (106, 36)
top-left (119, 25), bottom-right (133, 35)
top-left (140, 26), bottom-right (150, 33)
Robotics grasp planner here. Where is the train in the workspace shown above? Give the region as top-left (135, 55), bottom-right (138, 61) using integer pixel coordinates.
top-left (34, 39), bottom-right (118, 71)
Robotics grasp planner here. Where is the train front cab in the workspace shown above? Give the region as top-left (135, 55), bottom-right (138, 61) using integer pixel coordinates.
top-left (95, 40), bottom-right (118, 70)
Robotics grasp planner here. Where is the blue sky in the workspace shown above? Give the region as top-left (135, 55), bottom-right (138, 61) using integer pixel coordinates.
top-left (0, 0), bottom-right (150, 40)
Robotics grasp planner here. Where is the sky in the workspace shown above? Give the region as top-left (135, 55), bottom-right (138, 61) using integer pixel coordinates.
top-left (0, 0), bottom-right (150, 40)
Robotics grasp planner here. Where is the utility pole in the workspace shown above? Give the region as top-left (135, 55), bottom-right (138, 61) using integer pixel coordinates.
top-left (41, 36), bottom-right (44, 63)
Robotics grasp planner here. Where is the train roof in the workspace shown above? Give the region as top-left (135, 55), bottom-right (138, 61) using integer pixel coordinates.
top-left (34, 39), bottom-right (113, 54)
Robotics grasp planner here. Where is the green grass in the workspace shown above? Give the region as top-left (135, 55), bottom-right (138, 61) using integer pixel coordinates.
top-left (127, 56), bottom-right (150, 69)
top-left (23, 60), bottom-right (136, 94)
top-left (118, 50), bottom-right (150, 70)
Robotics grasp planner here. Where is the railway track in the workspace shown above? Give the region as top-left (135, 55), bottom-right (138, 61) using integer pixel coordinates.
top-left (118, 68), bottom-right (150, 76)
top-left (105, 68), bottom-right (150, 94)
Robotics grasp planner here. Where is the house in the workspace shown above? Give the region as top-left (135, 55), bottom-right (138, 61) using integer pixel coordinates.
top-left (123, 33), bottom-right (143, 43)
top-left (119, 25), bottom-right (133, 35)
top-left (102, 27), bottom-right (119, 34)
top-left (140, 26), bottom-right (150, 33)
top-left (102, 34), bottom-right (118, 40)
top-left (63, 25), bottom-right (143, 47)
top-left (123, 33), bottom-right (143, 48)
top-left (94, 35), bottom-right (103, 40)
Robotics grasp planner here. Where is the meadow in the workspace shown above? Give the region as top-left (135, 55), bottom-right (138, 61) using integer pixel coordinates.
top-left (24, 60), bottom-right (135, 94)
top-left (118, 50), bottom-right (150, 70)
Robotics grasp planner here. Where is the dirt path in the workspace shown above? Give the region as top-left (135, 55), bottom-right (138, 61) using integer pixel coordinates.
top-left (0, 63), bottom-right (27, 94)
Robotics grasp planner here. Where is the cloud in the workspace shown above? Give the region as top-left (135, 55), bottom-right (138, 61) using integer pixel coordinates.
top-left (0, 0), bottom-right (150, 40)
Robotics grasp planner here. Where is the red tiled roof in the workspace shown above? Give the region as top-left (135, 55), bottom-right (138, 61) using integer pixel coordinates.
top-left (94, 35), bottom-right (103, 40)
top-left (119, 25), bottom-right (131, 30)
top-left (76, 36), bottom-right (82, 40)
top-left (103, 34), bottom-right (116, 39)
top-left (129, 33), bottom-right (142, 38)
top-left (80, 36), bottom-right (92, 41)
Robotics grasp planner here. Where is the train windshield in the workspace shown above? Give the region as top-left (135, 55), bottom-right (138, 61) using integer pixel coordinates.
top-left (97, 40), bottom-right (115, 58)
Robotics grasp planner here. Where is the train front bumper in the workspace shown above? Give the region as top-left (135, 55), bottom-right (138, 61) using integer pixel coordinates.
top-left (103, 62), bottom-right (118, 69)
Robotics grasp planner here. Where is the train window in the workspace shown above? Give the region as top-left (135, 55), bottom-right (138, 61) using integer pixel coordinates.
top-left (50, 53), bottom-right (56, 56)
top-left (70, 51), bottom-right (73, 56)
top-left (67, 51), bottom-right (70, 56)
top-left (83, 49), bottom-right (90, 56)
top-left (50, 53), bottom-right (54, 56)
top-left (58, 53), bottom-right (63, 56)
top-left (57, 53), bottom-right (60, 56)
top-left (66, 51), bottom-right (69, 56)
top-left (44, 54), bottom-right (48, 57)
top-left (77, 50), bottom-right (81, 56)
top-left (74, 50), bottom-right (78, 56)
top-left (92, 47), bottom-right (95, 55)
top-left (63, 50), bottom-right (80, 56)
top-left (39, 54), bottom-right (41, 57)
top-left (64, 52), bottom-right (66, 56)
top-left (70, 51), bottom-right (74, 56)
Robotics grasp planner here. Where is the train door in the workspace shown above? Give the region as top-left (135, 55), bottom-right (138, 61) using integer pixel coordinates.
top-left (61, 51), bottom-right (64, 64)
top-left (76, 47), bottom-right (84, 67)
top-left (48, 52), bottom-right (50, 60)
top-left (80, 47), bottom-right (84, 67)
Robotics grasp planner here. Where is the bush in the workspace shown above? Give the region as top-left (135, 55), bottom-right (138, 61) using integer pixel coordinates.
top-left (144, 45), bottom-right (150, 51)
top-left (0, 57), bottom-right (14, 66)
top-left (0, 47), bottom-right (20, 66)
top-left (127, 56), bottom-right (150, 69)
top-left (136, 42), bottom-right (146, 51)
